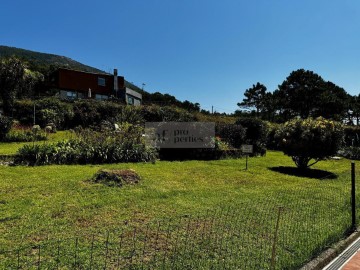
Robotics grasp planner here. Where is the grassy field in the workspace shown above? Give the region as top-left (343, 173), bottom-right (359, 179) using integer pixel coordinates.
top-left (0, 145), bottom-right (359, 268)
top-left (0, 130), bottom-right (72, 155)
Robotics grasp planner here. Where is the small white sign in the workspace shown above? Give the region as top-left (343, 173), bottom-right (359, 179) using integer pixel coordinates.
top-left (241, 144), bottom-right (253, 154)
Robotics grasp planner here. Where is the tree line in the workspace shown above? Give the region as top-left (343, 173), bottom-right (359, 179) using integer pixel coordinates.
top-left (237, 69), bottom-right (360, 124)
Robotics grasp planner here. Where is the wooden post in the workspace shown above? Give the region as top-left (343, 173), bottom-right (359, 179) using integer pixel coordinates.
top-left (352, 161), bottom-right (356, 231)
top-left (271, 207), bottom-right (283, 270)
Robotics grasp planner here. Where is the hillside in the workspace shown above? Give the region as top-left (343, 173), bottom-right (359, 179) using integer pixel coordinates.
top-left (0, 45), bottom-right (106, 74)
top-left (0, 45), bottom-right (205, 113)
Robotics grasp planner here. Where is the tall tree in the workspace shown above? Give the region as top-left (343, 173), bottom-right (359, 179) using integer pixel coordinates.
top-left (19, 69), bottom-right (44, 98)
top-left (276, 69), bottom-right (349, 121)
top-left (0, 57), bottom-right (26, 115)
top-left (313, 81), bottom-right (349, 121)
top-left (277, 69), bottom-right (324, 119)
top-left (261, 92), bottom-right (278, 121)
top-left (237, 82), bottom-right (267, 117)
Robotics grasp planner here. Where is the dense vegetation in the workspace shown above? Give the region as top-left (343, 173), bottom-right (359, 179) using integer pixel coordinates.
top-left (15, 125), bottom-right (156, 165)
top-left (1, 45), bottom-right (360, 163)
top-left (237, 69), bottom-right (359, 124)
top-left (0, 47), bottom-right (203, 113)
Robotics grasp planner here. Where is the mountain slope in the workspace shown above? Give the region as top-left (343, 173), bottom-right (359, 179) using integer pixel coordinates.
top-left (0, 45), bottom-right (149, 94)
top-left (0, 45), bottom-right (203, 111)
top-left (0, 45), bottom-right (106, 74)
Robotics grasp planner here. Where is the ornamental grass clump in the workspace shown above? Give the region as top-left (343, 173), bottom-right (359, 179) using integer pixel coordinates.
top-left (275, 117), bottom-right (344, 169)
top-left (16, 124), bottom-right (157, 165)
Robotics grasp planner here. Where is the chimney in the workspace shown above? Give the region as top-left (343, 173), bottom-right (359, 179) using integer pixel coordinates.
top-left (114, 69), bottom-right (118, 94)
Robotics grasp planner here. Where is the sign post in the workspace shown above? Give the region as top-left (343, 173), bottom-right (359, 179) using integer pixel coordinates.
top-left (241, 145), bottom-right (253, 170)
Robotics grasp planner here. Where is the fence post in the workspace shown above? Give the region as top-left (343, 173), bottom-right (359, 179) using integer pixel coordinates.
top-left (37, 245), bottom-right (41, 270)
top-left (352, 161), bottom-right (356, 231)
top-left (271, 207), bottom-right (283, 270)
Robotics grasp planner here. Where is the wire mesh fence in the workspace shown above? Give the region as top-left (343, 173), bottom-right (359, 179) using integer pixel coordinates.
top-left (0, 171), bottom-right (357, 269)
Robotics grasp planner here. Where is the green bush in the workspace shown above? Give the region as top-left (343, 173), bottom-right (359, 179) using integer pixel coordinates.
top-left (344, 126), bottom-right (360, 147)
top-left (71, 100), bottom-right (102, 128)
top-left (4, 129), bottom-right (46, 142)
top-left (71, 100), bottom-right (139, 128)
top-left (36, 98), bottom-right (74, 129)
top-left (13, 98), bottom-right (74, 129)
top-left (216, 124), bottom-right (246, 148)
top-left (235, 117), bottom-right (268, 155)
top-left (0, 115), bottom-right (12, 140)
top-left (141, 105), bottom-right (195, 122)
top-left (13, 99), bottom-right (34, 124)
top-left (266, 122), bottom-right (281, 150)
top-left (275, 117), bottom-right (344, 169)
top-left (114, 105), bottom-right (143, 125)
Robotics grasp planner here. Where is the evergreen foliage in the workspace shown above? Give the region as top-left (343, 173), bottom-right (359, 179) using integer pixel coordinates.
top-left (275, 117), bottom-right (344, 169)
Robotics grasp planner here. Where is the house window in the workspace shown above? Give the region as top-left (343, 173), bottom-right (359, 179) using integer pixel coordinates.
top-left (127, 96), bottom-right (134, 105)
top-left (95, 94), bottom-right (108, 100)
top-left (66, 91), bottom-right (77, 99)
top-left (98, 77), bottom-right (106, 86)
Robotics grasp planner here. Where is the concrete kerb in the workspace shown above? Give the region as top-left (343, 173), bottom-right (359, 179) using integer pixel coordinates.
top-left (300, 229), bottom-right (360, 270)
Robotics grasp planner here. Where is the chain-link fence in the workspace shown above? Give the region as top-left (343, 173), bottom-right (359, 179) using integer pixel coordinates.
top-left (0, 169), bottom-right (358, 269)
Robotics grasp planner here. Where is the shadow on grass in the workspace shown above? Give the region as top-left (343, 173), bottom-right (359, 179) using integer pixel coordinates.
top-left (269, 166), bottom-right (338, 180)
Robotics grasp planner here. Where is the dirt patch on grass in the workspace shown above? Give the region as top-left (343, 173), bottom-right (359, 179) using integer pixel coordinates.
top-left (91, 169), bottom-right (141, 187)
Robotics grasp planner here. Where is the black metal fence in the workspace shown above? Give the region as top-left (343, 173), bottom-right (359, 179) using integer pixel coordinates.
top-left (0, 166), bottom-right (358, 269)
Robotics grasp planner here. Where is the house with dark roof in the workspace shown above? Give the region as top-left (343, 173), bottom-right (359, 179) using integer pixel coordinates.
top-left (49, 68), bottom-right (142, 105)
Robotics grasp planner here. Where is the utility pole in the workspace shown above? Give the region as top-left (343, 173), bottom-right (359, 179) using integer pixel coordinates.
top-left (212, 106), bottom-right (213, 114)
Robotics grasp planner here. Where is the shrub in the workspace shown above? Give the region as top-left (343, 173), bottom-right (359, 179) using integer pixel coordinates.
top-left (70, 101), bottom-right (145, 129)
top-left (36, 98), bottom-right (74, 129)
top-left (15, 126), bottom-right (157, 165)
top-left (235, 117), bottom-right (268, 155)
top-left (141, 105), bottom-right (196, 122)
top-left (0, 115), bottom-right (12, 141)
top-left (13, 98), bottom-right (74, 129)
top-left (71, 100), bottom-right (102, 128)
top-left (275, 117), bottom-right (344, 169)
top-left (4, 129), bottom-right (46, 142)
top-left (114, 105), bottom-right (143, 125)
top-left (13, 99), bottom-right (34, 125)
top-left (216, 124), bottom-right (246, 148)
top-left (344, 126), bottom-right (360, 147)
top-left (266, 122), bottom-right (281, 150)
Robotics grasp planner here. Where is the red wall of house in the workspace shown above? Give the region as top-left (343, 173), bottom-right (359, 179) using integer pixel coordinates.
top-left (57, 68), bottom-right (125, 96)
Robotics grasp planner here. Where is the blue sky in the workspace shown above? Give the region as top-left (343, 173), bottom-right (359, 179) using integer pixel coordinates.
top-left (1, 0), bottom-right (359, 113)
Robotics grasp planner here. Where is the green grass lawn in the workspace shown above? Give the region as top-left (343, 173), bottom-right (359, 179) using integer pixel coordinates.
top-left (0, 130), bottom-right (72, 155)
top-left (0, 151), bottom-right (359, 269)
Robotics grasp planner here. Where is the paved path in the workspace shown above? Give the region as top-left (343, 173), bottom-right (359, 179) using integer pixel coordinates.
top-left (324, 237), bottom-right (360, 269)
top-left (340, 251), bottom-right (360, 269)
